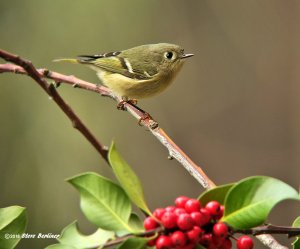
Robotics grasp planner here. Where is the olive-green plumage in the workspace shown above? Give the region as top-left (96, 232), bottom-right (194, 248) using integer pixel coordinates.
top-left (54, 43), bottom-right (193, 99)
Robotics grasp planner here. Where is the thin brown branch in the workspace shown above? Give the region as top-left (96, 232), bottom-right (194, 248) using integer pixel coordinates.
top-left (235, 224), bottom-right (300, 238)
top-left (0, 51), bottom-right (109, 162)
top-left (0, 60), bottom-right (215, 189)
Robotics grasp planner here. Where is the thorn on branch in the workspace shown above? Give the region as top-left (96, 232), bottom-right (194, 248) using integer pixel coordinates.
top-left (48, 82), bottom-right (56, 93)
top-left (54, 82), bottom-right (61, 88)
top-left (43, 69), bottom-right (51, 77)
top-left (14, 67), bottom-right (21, 74)
top-left (149, 120), bottom-right (159, 130)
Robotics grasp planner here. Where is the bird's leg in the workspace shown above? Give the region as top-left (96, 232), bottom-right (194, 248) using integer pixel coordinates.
top-left (116, 98), bottom-right (158, 128)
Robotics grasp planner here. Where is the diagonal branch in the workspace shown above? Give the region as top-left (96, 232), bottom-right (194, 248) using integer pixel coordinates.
top-left (0, 50), bottom-right (109, 162)
top-left (0, 57), bottom-right (215, 189)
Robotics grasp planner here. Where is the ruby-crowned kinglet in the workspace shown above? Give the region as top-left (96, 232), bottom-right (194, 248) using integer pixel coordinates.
top-left (54, 43), bottom-right (193, 100)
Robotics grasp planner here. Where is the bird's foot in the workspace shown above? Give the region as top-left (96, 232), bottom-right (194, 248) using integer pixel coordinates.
top-left (116, 99), bottom-right (158, 129)
top-left (117, 99), bottom-right (138, 110)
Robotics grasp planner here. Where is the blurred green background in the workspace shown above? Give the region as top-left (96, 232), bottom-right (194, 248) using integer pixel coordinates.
top-left (1, 1), bottom-right (300, 248)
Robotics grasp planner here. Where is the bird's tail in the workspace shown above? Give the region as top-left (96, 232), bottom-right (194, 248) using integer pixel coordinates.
top-left (53, 58), bottom-right (80, 64)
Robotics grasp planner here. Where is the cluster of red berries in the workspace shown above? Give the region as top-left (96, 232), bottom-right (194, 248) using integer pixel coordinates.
top-left (143, 196), bottom-right (254, 249)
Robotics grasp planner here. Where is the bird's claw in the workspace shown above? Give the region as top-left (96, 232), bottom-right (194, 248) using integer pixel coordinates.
top-left (116, 99), bottom-right (158, 129)
top-left (117, 99), bottom-right (138, 110)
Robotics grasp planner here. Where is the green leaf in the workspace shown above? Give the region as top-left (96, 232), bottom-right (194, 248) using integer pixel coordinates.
top-left (45, 245), bottom-right (76, 249)
top-left (108, 142), bottom-right (151, 215)
top-left (128, 213), bottom-right (144, 233)
top-left (0, 206), bottom-right (27, 249)
top-left (68, 172), bottom-right (133, 233)
top-left (222, 176), bottom-right (300, 229)
top-left (58, 221), bottom-right (114, 249)
top-left (292, 216), bottom-right (300, 249)
top-left (117, 237), bottom-right (147, 249)
top-left (198, 183), bottom-right (234, 205)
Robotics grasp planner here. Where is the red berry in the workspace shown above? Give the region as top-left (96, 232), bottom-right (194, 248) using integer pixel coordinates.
top-left (143, 217), bottom-right (159, 230)
top-left (156, 235), bottom-right (173, 249)
top-left (161, 212), bottom-right (177, 229)
top-left (174, 207), bottom-right (187, 217)
top-left (186, 226), bottom-right (204, 243)
top-left (200, 208), bottom-right (212, 224)
top-left (184, 199), bottom-right (201, 213)
top-left (177, 213), bottom-right (194, 230)
top-left (237, 236), bottom-right (254, 249)
top-left (220, 238), bottom-right (232, 249)
top-left (200, 233), bottom-right (213, 247)
top-left (190, 211), bottom-right (210, 226)
top-left (207, 243), bottom-right (218, 249)
top-left (175, 196), bottom-right (190, 208)
top-left (165, 205), bottom-right (176, 212)
top-left (212, 234), bottom-right (225, 247)
top-left (205, 201), bottom-right (221, 216)
top-left (147, 238), bottom-right (157, 246)
top-left (216, 205), bottom-right (225, 220)
top-left (153, 208), bottom-right (165, 220)
top-left (220, 205), bottom-right (225, 214)
top-left (213, 222), bottom-right (228, 238)
top-left (171, 231), bottom-right (187, 247)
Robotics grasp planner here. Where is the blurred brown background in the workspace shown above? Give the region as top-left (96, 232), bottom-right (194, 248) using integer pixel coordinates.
top-left (1, 1), bottom-right (300, 248)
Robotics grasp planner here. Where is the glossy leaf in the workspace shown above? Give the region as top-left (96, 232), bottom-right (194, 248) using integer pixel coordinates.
top-left (68, 172), bottom-right (133, 233)
top-left (128, 213), bottom-right (144, 233)
top-left (109, 142), bottom-right (151, 215)
top-left (222, 176), bottom-right (300, 229)
top-left (116, 237), bottom-right (147, 249)
top-left (198, 183), bottom-right (233, 205)
top-left (0, 206), bottom-right (27, 249)
top-left (292, 216), bottom-right (300, 249)
top-left (58, 221), bottom-right (114, 248)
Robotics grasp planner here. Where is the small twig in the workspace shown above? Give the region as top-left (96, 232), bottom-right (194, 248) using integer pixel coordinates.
top-left (0, 60), bottom-right (215, 189)
top-left (0, 51), bottom-right (109, 162)
top-left (235, 224), bottom-right (300, 238)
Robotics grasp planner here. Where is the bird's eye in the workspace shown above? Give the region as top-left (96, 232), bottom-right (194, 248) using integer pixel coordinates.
top-left (164, 51), bottom-right (174, 60)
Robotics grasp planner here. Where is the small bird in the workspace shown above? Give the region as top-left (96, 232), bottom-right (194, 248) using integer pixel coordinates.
top-left (54, 43), bottom-right (194, 101)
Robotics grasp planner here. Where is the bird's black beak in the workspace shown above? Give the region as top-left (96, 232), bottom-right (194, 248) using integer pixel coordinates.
top-left (181, 53), bottom-right (194, 59)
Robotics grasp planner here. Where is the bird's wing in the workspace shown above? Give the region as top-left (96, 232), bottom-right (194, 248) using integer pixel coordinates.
top-left (78, 52), bottom-right (157, 80)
